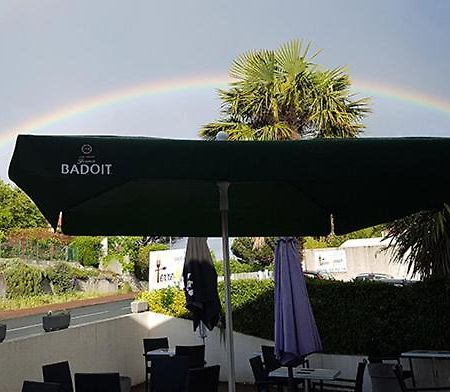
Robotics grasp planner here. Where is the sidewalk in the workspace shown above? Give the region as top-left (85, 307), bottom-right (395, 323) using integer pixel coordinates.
top-left (0, 292), bottom-right (135, 320)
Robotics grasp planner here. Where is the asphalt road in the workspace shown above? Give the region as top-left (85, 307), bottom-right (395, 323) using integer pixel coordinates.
top-left (2, 299), bottom-right (133, 341)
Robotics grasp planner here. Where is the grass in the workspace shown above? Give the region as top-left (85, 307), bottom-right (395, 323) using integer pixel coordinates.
top-left (0, 291), bottom-right (120, 311)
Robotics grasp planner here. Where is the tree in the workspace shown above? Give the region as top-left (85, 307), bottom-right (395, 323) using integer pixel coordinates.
top-left (384, 204), bottom-right (450, 278)
top-left (231, 237), bottom-right (277, 267)
top-left (199, 40), bottom-right (371, 259)
top-left (200, 40), bottom-right (370, 141)
top-left (0, 180), bottom-right (47, 235)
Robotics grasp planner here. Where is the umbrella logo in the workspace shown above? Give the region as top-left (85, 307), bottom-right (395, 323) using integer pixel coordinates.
top-left (81, 144), bottom-right (93, 155)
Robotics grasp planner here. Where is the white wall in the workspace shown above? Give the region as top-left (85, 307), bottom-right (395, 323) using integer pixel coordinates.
top-left (304, 244), bottom-right (412, 281)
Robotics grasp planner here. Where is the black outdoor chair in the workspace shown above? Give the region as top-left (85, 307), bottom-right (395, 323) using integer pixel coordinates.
top-left (175, 344), bottom-right (206, 369)
top-left (261, 345), bottom-right (310, 373)
top-left (249, 356), bottom-right (288, 392)
top-left (143, 337), bottom-right (169, 392)
top-left (394, 365), bottom-right (450, 392)
top-left (42, 361), bottom-right (74, 392)
top-left (22, 381), bottom-right (62, 392)
top-left (186, 365), bottom-right (220, 392)
top-left (150, 355), bottom-right (189, 392)
top-left (312, 359), bottom-right (367, 392)
top-left (74, 372), bottom-right (121, 392)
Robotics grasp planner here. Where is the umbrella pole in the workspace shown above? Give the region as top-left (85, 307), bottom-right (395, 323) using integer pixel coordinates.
top-left (218, 181), bottom-right (236, 392)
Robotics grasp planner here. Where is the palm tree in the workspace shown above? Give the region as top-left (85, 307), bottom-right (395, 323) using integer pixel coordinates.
top-left (199, 40), bottom-right (370, 141)
top-left (199, 40), bottom-right (371, 261)
top-left (384, 204), bottom-right (450, 278)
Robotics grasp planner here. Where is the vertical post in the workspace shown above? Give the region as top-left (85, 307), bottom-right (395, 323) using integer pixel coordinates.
top-left (218, 181), bottom-right (236, 392)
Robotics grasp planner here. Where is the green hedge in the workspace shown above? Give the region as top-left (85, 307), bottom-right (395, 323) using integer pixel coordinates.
top-left (69, 237), bottom-right (102, 267)
top-left (139, 278), bottom-right (450, 356)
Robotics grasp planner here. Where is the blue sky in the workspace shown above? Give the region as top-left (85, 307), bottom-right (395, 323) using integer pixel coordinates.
top-left (1, 0), bottom-right (450, 180)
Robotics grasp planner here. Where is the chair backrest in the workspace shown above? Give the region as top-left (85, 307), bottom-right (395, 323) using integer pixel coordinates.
top-left (175, 344), bottom-right (205, 368)
top-left (22, 381), bottom-right (61, 392)
top-left (186, 365), bottom-right (220, 392)
top-left (143, 337), bottom-right (169, 355)
top-left (150, 355), bottom-right (189, 392)
top-left (249, 356), bottom-right (267, 383)
top-left (354, 360), bottom-right (368, 392)
top-left (42, 361), bottom-right (73, 392)
top-left (368, 363), bottom-right (402, 392)
top-left (261, 345), bottom-right (281, 373)
top-left (74, 373), bottom-right (121, 392)
top-left (393, 365), bottom-right (409, 392)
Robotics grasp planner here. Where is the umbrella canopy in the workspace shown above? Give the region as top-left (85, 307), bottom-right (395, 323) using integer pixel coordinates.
top-left (183, 237), bottom-right (221, 331)
top-left (274, 237), bottom-right (322, 366)
top-left (8, 135), bottom-right (450, 237)
top-left (8, 134), bottom-right (450, 392)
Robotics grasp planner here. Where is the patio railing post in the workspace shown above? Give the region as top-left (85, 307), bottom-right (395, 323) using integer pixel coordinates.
top-left (218, 181), bottom-right (236, 392)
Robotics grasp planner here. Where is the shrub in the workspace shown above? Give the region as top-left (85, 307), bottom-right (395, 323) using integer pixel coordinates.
top-left (213, 259), bottom-right (262, 275)
top-left (69, 237), bottom-right (102, 267)
top-left (46, 261), bottom-right (77, 294)
top-left (137, 288), bottom-right (189, 319)
top-left (4, 261), bottom-right (45, 298)
top-left (2, 228), bottom-right (72, 260)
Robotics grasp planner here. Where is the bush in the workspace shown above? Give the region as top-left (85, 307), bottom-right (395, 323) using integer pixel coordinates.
top-left (4, 261), bottom-right (45, 298)
top-left (139, 278), bottom-right (450, 356)
top-left (69, 237), bottom-right (102, 267)
top-left (137, 288), bottom-right (189, 319)
top-left (135, 243), bottom-right (169, 281)
top-left (46, 261), bottom-right (79, 294)
top-left (1, 228), bottom-right (72, 260)
top-left (213, 259), bottom-right (262, 275)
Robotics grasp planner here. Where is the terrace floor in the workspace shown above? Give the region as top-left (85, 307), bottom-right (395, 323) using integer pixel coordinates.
top-left (131, 382), bottom-right (255, 391)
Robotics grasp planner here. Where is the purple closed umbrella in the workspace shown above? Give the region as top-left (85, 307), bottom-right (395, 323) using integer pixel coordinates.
top-left (275, 237), bottom-right (322, 366)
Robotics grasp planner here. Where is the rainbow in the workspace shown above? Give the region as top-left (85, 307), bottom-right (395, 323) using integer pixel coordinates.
top-left (1, 73), bottom-right (450, 148)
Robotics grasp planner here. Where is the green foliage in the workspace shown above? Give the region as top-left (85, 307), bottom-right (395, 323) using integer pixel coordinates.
top-left (4, 261), bottom-right (45, 298)
top-left (231, 237), bottom-right (277, 266)
top-left (304, 225), bottom-right (385, 249)
top-left (45, 261), bottom-right (77, 294)
top-left (69, 236), bottom-right (102, 267)
top-left (135, 243), bottom-right (169, 281)
top-left (142, 278), bottom-right (450, 355)
top-left (213, 258), bottom-right (262, 276)
top-left (136, 288), bottom-right (189, 318)
top-left (0, 180), bottom-right (47, 234)
top-left (385, 205), bottom-right (450, 278)
top-left (1, 228), bottom-right (72, 260)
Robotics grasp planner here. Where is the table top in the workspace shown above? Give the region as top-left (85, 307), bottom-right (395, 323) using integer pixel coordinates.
top-left (269, 368), bottom-right (341, 380)
top-left (401, 350), bottom-right (450, 359)
top-left (145, 348), bottom-right (176, 357)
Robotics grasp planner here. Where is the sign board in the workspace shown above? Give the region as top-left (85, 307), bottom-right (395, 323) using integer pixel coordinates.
top-left (148, 249), bottom-right (186, 290)
top-left (314, 249), bottom-right (347, 273)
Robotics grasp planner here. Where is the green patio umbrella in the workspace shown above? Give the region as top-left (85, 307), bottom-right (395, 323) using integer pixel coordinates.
top-left (8, 134), bottom-right (450, 392)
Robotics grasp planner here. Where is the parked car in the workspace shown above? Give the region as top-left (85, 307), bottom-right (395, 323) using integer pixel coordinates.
top-left (303, 271), bottom-right (335, 280)
top-left (354, 273), bottom-right (394, 281)
top-left (355, 273), bottom-right (417, 286)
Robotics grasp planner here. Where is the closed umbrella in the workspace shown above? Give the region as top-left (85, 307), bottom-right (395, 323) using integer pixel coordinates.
top-left (275, 237), bottom-right (322, 391)
top-left (183, 237), bottom-right (221, 334)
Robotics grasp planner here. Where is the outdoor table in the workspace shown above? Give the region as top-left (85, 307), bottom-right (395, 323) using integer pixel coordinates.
top-left (269, 367), bottom-right (341, 392)
top-left (401, 350), bottom-right (450, 388)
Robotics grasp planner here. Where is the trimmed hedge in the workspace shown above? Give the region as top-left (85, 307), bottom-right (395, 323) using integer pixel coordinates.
top-left (139, 278), bottom-right (450, 356)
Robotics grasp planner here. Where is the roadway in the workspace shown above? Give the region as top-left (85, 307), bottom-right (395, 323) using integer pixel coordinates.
top-left (2, 299), bottom-right (133, 341)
